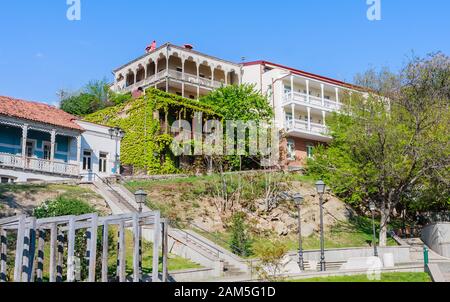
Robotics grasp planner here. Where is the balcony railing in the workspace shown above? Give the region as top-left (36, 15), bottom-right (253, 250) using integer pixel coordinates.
top-left (0, 153), bottom-right (79, 177)
top-left (283, 92), bottom-right (342, 111)
top-left (286, 119), bottom-right (329, 136)
top-left (122, 69), bottom-right (225, 93)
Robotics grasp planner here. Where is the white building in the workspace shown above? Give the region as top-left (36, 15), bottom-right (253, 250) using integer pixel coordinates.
top-left (242, 60), bottom-right (360, 169)
top-left (0, 96), bottom-right (123, 183)
top-left (111, 43), bottom-right (241, 99)
top-left (112, 42), bottom-right (361, 169)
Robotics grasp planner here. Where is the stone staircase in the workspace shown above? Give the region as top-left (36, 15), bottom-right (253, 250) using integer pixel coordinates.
top-left (303, 261), bottom-right (345, 272)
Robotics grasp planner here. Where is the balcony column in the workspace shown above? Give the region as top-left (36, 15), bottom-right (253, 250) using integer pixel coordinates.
top-left (224, 70), bottom-right (228, 86)
top-left (197, 86), bottom-right (200, 99)
top-left (290, 103), bottom-right (295, 129)
top-left (211, 65), bottom-right (215, 87)
top-left (21, 124), bottom-right (28, 168)
top-left (321, 84), bottom-right (325, 106)
top-left (196, 61), bottom-right (200, 83)
top-left (290, 75), bottom-right (294, 100)
top-left (76, 136), bottom-right (82, 171)
top-left (307, 107), bottom-right (311, 131)
top-left (50, 129), bottom-right (56, 171)
top-left (306, 80), bottom-right (310, 103)
top-left (322, 111), bottom-right (326, 127)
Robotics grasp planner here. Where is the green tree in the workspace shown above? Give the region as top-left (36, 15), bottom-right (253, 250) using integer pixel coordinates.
top-left (200, 84), bottom-right (274, 170)
top-left (229, 212), bottom-right (252, 257)
top-left (200, 84), bottom-right (273, 122)
top-left (308, 53), bottom-right (450, 246)
top-left (60, 79), bottom-right (131, 116)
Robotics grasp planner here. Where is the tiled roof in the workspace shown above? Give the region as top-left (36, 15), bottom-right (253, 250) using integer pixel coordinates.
top-left (0, 96), bottom-right (84, 131)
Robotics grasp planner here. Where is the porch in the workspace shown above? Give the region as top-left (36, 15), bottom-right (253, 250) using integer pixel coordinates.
top-left (0, 119), bottom-right (82, 178)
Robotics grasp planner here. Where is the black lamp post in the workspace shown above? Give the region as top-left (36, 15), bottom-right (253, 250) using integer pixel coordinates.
top-left (134, 189), bottom-right (148, 213)
top-left (134, 188), bottom-right (147, 282)
top-left (315, 180), bottom-right (326, 271)
top-left (369, 201), bottom-right (378, 257)
top-left (292, 193), bottom-right (305, 271)
top-left (109, 127), bottom-right (125, 175)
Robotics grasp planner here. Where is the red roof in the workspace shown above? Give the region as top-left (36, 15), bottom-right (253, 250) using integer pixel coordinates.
top-left (243, 60), bottom-right (365, 91)
top-left (0, 96), bottom-right (84, 131)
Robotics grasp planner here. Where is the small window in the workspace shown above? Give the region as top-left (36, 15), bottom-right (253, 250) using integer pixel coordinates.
top-left (99, 152), bottom-right (108, 173)
top-left (1, 177), bottom-right (10, 184)
top-left (176, 67), bottom-right (182, 72)
top-left (83, 150), bottom-right (92, 171)
top-left (307, 145), bottom-right (314, 159)
top-left (287, 139), bottom-right (296, 161)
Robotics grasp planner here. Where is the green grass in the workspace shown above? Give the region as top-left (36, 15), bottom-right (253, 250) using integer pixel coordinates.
top-left (290, 272), bottom-right (432, 283)
top-left (0, 183), bottom-right (101, 201)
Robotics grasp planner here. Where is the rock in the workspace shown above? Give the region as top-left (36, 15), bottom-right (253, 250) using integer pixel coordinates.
top-left (301, 223), bottom-right (315, 237)
top-left (274, 222), bottom-right (289, 236)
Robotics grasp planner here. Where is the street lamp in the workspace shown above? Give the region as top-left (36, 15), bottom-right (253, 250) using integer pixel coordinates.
top-left (134, 189), bottom-right (148, 213)
top-left (369, 201), bottom-right (378, 257)
top-left (315, 180), bottom-right (326, 271)
top-left (109, 127), bottom-right (125, 175)
top-left (292, 193), bottom-right (305, 271)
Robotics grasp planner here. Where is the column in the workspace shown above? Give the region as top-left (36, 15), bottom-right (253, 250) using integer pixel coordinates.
top-left (181, 59), bottom-right (185, 80)
top-left (197, 86), bottom-right (200, 99)
top-left (322, 111), bottom-right (326, 128)
top-left (196, 61), bottom-right (200, 84)
top-left (306, 80), bottom-right (310, 103)
top-left (321, 84), bottom-right (325, 106)
top-left (307, 107), bottom-right (311, 131)
top-left (335, 87), bottom-right (340, 105)
top-left (50, 130), bottom-right (56, 172)
top-left (211, 66), bottom-right (215, 87)
top-left (155, 60), bottom-right (159, 76)
top-left (291, 103), bottom-right (295, 129)
top-left (76, 135), bottom-right (82, 172)
top-left (224, 71), bottom-right (228, 85)
top-left (182, 82), bottom-right (185, 98)
top-left (290, 75), bottom-right (294, 100)
top-left (21, 124), bottom-right (28, 168)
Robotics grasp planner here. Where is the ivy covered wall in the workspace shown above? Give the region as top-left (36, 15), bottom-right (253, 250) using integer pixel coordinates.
top-left (83, 88), bottom-right (221, 175)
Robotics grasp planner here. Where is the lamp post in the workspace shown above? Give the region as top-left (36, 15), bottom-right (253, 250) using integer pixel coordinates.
top-left (134, 189), bottom-right (147, 282)
top-left (292, 193), bottom-right (305, 271)
top-left (134, 189), bottom-right (148, 213)
top-left (315, 180), bottom-right (326, 271)
top-left (369, 201), bottom-right (378, 257)
top-left (109, 127), bottom-right (125, 175)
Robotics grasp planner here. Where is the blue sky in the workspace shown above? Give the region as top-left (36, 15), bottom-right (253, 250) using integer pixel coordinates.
top-left (0, 0), bottom-right (449, 105)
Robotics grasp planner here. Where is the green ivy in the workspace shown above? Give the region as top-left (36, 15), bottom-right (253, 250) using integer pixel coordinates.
top-left (84, 88), bottom-right (221, 175)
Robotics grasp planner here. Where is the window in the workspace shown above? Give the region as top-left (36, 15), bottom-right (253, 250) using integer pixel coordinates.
top-left (287, 139), bottom-right (296, 161)
top-left (176, 67), bottom-right (182, 72)
top-left (26, 141), bottom-right (35, 158)
top-left (284, 85), bottom-right (292, 94)
top-left (43, 142), bottom-right (51, 160)
top-left (307, 145), bottom-right (314, 159)
top-left (1, 177), bottom-right (11, 184)
top-left (83, 150), bottom-right (92, 171)
top-left (99, 152), bottom-right (108, 173)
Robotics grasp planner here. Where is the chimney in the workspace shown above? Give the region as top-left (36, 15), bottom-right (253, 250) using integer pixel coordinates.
top-left (184, 44), bottom-right (193, 50)
top-left (145, 40), bottom-right (157, 53)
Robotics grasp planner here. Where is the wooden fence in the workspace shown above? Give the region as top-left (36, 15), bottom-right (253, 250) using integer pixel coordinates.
top-left (0, 212), bottom-right (169, 282)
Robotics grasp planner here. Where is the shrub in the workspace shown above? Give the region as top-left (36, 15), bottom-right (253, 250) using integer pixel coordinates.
top-left (229, 212), bottom-right (252, 257)
top-left (253, 239), bottom-right (289, 281)
top-left (33, 196), bottom-right (96, 218)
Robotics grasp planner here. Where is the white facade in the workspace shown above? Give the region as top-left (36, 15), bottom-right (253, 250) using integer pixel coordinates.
top-left (75, 121), bottom-right (122, 178)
